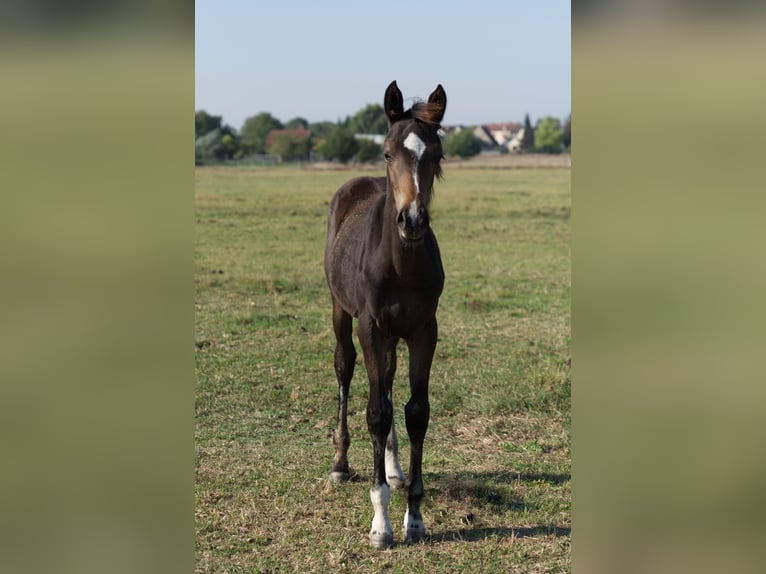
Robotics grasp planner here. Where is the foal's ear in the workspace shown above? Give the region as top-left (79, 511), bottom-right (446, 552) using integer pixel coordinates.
top-left (427, 84), bottom-right (447, 124)
top-left (384, 80), bottom-right (404, 126)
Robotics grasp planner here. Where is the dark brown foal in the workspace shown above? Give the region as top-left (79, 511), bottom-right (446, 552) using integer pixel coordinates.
top-left (324, 81), bottom-right (447, 549)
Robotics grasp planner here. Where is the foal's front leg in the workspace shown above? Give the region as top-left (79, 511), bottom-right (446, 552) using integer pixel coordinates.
top-left (357, 314), bottom-right (394, 549)
top-left (403, 318), bottom-right (437, 544)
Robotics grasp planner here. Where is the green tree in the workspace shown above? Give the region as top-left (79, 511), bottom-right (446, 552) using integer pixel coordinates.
top-left (534, 116), bottom-right (564, 154)
top-left (321, 127), bottom-right (358, 163)
top-left (521, 113), bottom-right (535, 152)
top-left (562, 114), bottom-right (571, 152)
top-left (267, 133), bottom-right (311, 161)
top-left (221, 133), bottom-right (242, 159)
top-left (196, 129), bottom-right (228, 165)
top-left (347, 103), bottom-right (388, 135)
top-left (308, 121), bottom-right (336, 140)
top-left (355, 138), bottom-right (382, 163)
top-left (195, 110), bottom-right (222, 139)
top-left (240, 112), bottom-right (283, 154)
top-left (285, 117), bottom-right (309, 130)
top-left (442, 129), bottom-right (482, 158)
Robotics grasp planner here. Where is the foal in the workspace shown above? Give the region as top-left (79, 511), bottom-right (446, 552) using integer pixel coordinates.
top-left (324, 81), bottom-right (446, 549)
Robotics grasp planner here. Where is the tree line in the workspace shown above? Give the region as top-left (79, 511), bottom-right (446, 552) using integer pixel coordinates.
top-left (195, 104), bottom-right (570, 165)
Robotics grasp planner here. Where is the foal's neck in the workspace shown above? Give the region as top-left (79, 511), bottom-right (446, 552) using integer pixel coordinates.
top-left (383, 193), bottom-right (428, 278)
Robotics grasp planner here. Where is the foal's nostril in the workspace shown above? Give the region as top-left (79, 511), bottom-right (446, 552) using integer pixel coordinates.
top-left (396, 207), bottom-right (429, 239)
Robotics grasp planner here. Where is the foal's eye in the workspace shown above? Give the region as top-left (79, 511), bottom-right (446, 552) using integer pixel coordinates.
top-left (383, 152), bottom-right (393, 162)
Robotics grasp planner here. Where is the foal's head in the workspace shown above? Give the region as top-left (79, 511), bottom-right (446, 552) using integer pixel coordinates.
top-left (382, 81), bottom-right (447, 243)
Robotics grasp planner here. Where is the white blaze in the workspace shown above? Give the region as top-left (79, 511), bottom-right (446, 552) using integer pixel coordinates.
top-left (408, 200), bottom-right (418, 220)
top-left (403, 132), bottom-right (426, 160)
top-left (403, 131), bottom-right (425, 203)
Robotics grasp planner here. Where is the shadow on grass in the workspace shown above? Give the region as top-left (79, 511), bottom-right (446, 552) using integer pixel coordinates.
top-left (338, 470), bottom-right (570, 490)
top-left (426, 469), bottom-right (570, 496)
top-left (429, 524), bottom-right (570, 543)
top-left (423, 470), bottom-right (570, 544)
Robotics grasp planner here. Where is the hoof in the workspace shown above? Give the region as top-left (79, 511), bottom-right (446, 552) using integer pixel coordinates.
top-left (329, 471), bottom-right (350, 483)
top-left (369, 532), bottom-right (394, 550)
top-left (387, 476), bottom-right (405, 490)
top-left (403, 528), bottom-right (425, 545)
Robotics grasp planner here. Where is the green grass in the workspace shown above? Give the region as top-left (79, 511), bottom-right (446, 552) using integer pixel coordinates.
top-left (195, 163), bottom-right (571, 573)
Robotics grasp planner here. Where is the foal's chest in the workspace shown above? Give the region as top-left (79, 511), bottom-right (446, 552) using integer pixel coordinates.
top-left (372, 291), bottom-right (439, 338)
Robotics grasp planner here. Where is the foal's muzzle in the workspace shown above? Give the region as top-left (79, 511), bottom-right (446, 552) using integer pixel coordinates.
top-left (396, 206), bottom-right (429, 242)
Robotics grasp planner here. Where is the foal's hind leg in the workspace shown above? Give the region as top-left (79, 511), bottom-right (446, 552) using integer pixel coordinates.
top-left (402, 318), bottom-right (437, 544)
top-left (383, 344), bottom-right (405, 490)
top-left (330, 299), bottom-right (356, 482)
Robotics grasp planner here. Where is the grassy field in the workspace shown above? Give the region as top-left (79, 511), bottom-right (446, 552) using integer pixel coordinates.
top-left (195, 160), bottom-right (571, 573)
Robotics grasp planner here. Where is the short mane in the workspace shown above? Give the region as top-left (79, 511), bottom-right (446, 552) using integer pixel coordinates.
top-left (404, 100), bottom-right (443, 129)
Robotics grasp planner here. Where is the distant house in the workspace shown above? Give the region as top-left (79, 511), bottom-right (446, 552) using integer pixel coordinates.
top-left (485, 122), bottom-right (521, 147)
top-left (439, 122), bottom-right (530, 153)
top-left (471, 125), bottom-right (497, 150)
top-left (506, 127), bottom-right (526, 153)
top-left (265, 128), bottom-right (312, 149)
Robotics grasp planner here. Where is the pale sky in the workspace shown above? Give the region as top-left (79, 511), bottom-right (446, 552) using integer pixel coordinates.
top-left (195, 1), bottom-right (570, 130)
